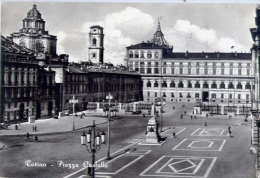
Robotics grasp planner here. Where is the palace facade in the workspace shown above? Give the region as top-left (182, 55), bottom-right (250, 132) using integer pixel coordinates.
top-left (125, 21), bottom-right (254, 115)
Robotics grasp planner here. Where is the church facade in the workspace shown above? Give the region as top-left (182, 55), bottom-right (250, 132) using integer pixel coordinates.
top-left (9, 4), bottom-right (57, 58)
top-left (125, 21), bottom-right (254, 115)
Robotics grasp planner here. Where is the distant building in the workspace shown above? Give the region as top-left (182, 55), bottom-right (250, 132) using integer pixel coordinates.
top-left (88, 25), bottom-right (104, 64)
top-left (1, 36), bottom-right (56, 123)
top-left (9, 4), bottom-right (57, 58)
top-left (1, 4), bottom-right (143, 123)
top-left (125, 20), bottom-right (253, 115)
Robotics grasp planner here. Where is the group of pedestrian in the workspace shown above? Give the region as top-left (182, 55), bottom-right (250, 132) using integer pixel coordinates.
top-left (32, 125), bottom-right (37, 132)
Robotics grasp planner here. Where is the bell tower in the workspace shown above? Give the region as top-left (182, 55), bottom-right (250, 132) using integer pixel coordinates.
top-left (88, 25), bottom-right (104, 64)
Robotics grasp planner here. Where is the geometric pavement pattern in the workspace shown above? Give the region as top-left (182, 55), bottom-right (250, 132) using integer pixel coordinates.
top-left (140, 156), bottom-right (217, 177)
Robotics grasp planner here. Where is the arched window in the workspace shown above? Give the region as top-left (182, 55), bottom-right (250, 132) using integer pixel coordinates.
top-left (36, 41), bottom-right (44, 53)
top-left (92, 38), bottom-right (97, 46)
top-left (129, 51), bottom-right (133, 58)
top-left (178, 81), bottom-right (184, 88)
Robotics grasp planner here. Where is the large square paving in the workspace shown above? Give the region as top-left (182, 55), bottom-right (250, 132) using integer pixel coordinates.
top-left (191, 128), bottom-right (229, 136)
top-left (172, 138), bottom-right (226, 151)
top-left (140, 156), bottom-right (217, 177)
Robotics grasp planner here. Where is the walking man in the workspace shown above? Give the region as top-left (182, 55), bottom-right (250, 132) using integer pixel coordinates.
top-left (228, 126), bottom-right (232, 137)
top-left (181, 114), bottom-right (183, 119)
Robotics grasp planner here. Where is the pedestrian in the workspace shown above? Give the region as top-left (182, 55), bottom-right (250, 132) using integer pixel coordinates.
top-left (206, 113), bottom-right (208, 117)
top-left (26, 132), bottom-right (30, 139)
top-left (181, 114), bottom-right (183, 119)
top-left (15, 125), bottom-right (18, 130)
top-left (195, 115), bottom-right (196, 119)
top-left (228, 126), bottom-right (232, 137)
top-left (205, 121), bottom-right (207, 126)
top-left (35, 125), bottom-right (37, 132)
top-left (191, 116), bottom-right (193, 119)
top-left (19, 122), bottom-right (21, 126)
top-left (184, 111), bottom-right (186, 115)
top-left (173, 133), bottom-right (176, 138)
top-left (32, 125), bottom-right (35, 132)
top-left (80, 113), bottom-right (84, 119)
top-left (35, 136), bottom-right (38, 142)
top-left (173, 107), bottom-right (175, 110)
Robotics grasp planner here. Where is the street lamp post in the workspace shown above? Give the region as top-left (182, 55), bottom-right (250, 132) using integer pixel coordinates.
top-left (69, 95), bottom-right (78, 131)
top-left (160, 96), bottom-right (165, 132)
top-left (106, 92), bottom-right (113, 160)
top-left (81, 120), bottom-right (106, 178)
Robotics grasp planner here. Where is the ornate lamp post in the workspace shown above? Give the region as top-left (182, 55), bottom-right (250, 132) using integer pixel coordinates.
top-left (106, 93), bottom-right (113, 160)
top-left (81, 121), bottom-right (106, 178)
top-left (69, 95), bottom-right (78, 131)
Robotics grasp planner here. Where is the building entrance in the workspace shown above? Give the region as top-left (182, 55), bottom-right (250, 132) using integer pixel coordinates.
top-left (202, 92), bottom-right (209, 102)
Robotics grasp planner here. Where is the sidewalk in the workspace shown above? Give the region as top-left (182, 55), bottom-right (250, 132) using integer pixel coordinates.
top-left (0, 111), bottom-right (114, 136)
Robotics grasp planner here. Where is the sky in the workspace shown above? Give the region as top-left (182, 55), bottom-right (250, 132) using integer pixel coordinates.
top-left (1, 1), bottom-right (258, 65)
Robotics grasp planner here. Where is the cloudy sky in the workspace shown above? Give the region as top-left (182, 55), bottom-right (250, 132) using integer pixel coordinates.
top-left (1, 1), bottom-right (258, 65)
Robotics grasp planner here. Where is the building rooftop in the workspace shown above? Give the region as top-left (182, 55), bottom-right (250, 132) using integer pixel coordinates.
top-left (1, 35), bottom-right (34, 55)
top-left (66, 62), bottom-right (140, 75)
top-left (164, 52), bottom-right (251, 60)
top-left (126, 42), bottom-right (163, 49)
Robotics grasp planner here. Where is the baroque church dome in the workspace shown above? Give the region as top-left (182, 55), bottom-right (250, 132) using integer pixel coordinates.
top-left (26, 4), bottom-right (42, 20)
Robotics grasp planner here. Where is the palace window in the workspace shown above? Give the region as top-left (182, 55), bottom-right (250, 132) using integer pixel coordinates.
top-left (147, 51), bottom-right (152, 58)
top-left (247, 69), bottom-right (250, 75)
top-left (220, 82), bottom-right (225, 89)
top-left (154, 81), bottom-right (158, 88)
top-left (140, 51), bottom-right (144, 58)
top-left (188, 81), bottom-right (192, 88)
top-left (203, 82), bottom-right (208, 88)
top-left (195, 81), bottom-right (200, 88)
top-left (213, 68), bottom-right (216, 75)
top-left (147, 92), bottom-right (150, 97)
top-left (228, 82), bottom-right (234, 89)
top-left (179, 68), bottom-right (183, 74)
top-left (238, 69), bottom-right (242, 75)
top-left (171, 93), bottom-right (174, 98)
top-left (196, 68), bottom-right (199, 75)
top-left (211, 82), bottom-right (217, 88)
top-left (187, 93), bottom-right (191, 98)
top-left (147, 68), bottom-right (151, 74)
top-left (245, 82), bottom-right (251, 89)
top-left (134, 51), bottom-right (139, 58)
top-left (211, 93), bottom-right (216, 99)
top-left (170, 81), bottom-right (175, 88)
top-left (237, 82), bottom-right (242, 89)
top-left (171, 68), bottom-right (174, 74)
top-left (178, 81), bottom-right (184, 88)
top-left (129, 51), bottom-right (133, 58)
top-left (221, 68), bottom-right (224, 75)
top-left (154, 68), bottom-right (159, 74)
top-left (162, 81), bottom-right (167, 88)
top-left (140, 68), bottom-right (145, 74)
top-left (163, 68), bottom-right (166, 74)
top-left (188, 68), bottom-right (191, 74)
top-left (230, 69), bottom-right (233, 75)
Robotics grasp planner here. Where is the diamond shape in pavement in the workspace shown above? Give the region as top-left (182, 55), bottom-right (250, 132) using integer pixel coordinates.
top-left (188, 140), bottom-right (213, 148)
top-left (168, 159), bottom-right (197, 173)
